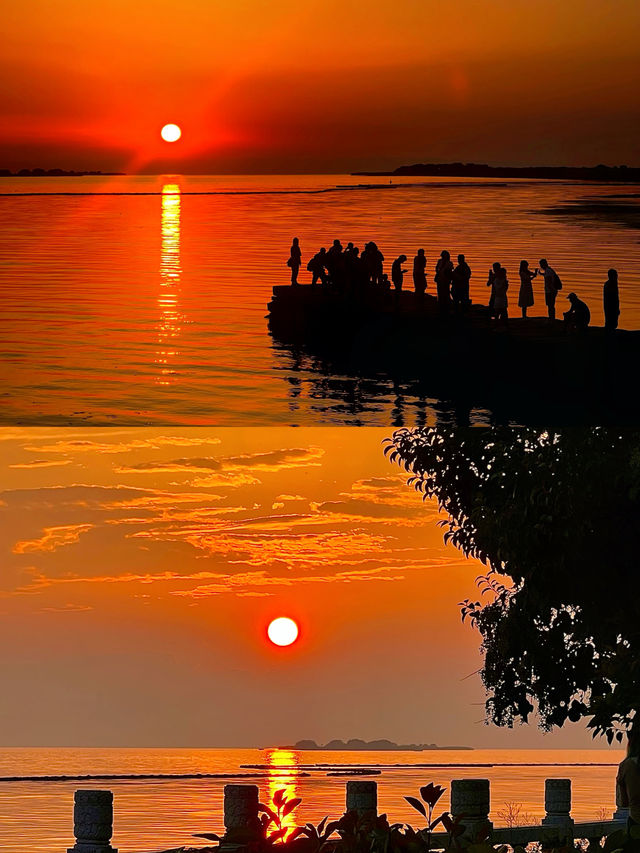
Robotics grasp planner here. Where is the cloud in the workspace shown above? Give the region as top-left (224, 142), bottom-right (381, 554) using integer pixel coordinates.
top-left (172, 566), bottom-right (407, 599)
top-left (40, 603), bottom-right (93, 612)
top-left (116, 447), bottom-right (325, 476)
top-left (12, 524), bottom-right (94, 554)
top-left (9, 459), bottom-right (73, 469)
top-left (23, 435), bottom-right (223, 455)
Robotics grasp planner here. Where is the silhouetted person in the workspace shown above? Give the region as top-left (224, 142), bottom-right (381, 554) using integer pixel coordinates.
top-left (288, 237), bottom-right (301, 285)
top-left (413, 249), bottom-right (427, 298)
top-left (345, 246), bottom-right (363, 292)
top-left (538, 258), bottom-right (561, 321)
top-left (326, 239), bottom-right (344, 287)
top-left (617, 729), bottom-right (640, 829)
top-left (345, 241), bottom-right (355, 256)
top-left (435, 250), bottom-right (454, 313)
top-left (487, 262), bottom-right (502, 316)
top-left (491, 265), bottom-right (509, 324)
top-left (604, 268), bottom-right (620, 331)
top-left (564, 292), bottom-right (590, 331)
top-left (518, 260), bottom-right (537, 318)
top-left (451, 253), bottom-right (471, 313)
top-left (308, 248), bottom-right (328, 285)
top-left (391, 255), bottom-right (408, 293)
top-left (368, 242), bottom-right (384, 285)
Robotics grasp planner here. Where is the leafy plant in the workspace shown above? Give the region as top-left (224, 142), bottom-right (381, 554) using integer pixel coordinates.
top-left (404, 783), bottom-right (448, 850)
top-left (299, 816), bottom-right (342, 853)
top-left (259, 789), bottom-right (304, 845)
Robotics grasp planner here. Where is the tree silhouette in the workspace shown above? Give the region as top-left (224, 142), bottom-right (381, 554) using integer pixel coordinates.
top-left (385, 428), bottom-right (640, 742)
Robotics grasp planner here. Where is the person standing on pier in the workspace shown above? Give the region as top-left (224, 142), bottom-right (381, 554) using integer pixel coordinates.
top-left (617, 729), bottom-right (640, 828)
top-left (518, 260), bottom-right (537, 318)
top-left (451, 254), bottom-right (472, 313)
top-left (392, 255), bottom-right (408, 294)
top-left (288, 237), bottom-right (302, 285)
top-left (491, 265), bottom-right (509, 324)
top-left (435, 250), bottom-right (454, 313)
top-left (538, 258), bottom-right (562, 321)
top-left (413, 249), bottom-right (427, 299)
top-left (604, 268), bottom-right (620, 331)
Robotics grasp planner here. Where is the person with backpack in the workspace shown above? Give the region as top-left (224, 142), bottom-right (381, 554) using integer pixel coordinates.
top-left (538, 258), bottom-right (562, 321)
top-left (307, 247), bottom-right (328, 285)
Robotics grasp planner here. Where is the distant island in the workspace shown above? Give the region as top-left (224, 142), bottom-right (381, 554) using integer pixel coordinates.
top-left (289, 739), bottom-right (472, 751)
top-left (0, 169), bottom-right (125, 177)
top-left (353, 162), bottom-right (640, 182)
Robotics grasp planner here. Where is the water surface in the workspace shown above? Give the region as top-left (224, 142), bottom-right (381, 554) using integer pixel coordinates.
top-left (0, 747), bottom-right (624, 853)
top-left (2, 175), bottom-right (638, 426)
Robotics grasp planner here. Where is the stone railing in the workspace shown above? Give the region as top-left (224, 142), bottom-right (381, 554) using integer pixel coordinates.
top-left (65, 778), bottom-right (630, 853)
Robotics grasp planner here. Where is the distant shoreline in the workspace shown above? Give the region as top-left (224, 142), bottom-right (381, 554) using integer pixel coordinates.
top-left (0, 169), bottom-right (125, 177)
top-left (284, 739), bottom-right (472, 751)
top-left (353, 163), bottom-right (640, 182)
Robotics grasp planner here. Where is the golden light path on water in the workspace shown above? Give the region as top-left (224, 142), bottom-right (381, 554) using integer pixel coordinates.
top-left (266, 748), bottom-right (301, 839)
top-left (156, 182), bottom-right (182, 384)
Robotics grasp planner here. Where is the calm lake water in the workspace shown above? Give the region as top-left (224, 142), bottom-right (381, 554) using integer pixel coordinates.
top-left (1, 175), bottom-right (639, 426)
top-left (0, 747), bottom-right (623, 853)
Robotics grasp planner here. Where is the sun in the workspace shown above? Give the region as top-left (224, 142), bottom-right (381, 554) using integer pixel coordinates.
top-left (267, 617), bottom-right (299, 647)
top-left (160, 124), bottom-right (182, 143)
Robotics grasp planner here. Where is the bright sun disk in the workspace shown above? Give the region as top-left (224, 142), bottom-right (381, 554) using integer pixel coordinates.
top-left (161, 124), bottom-right (181, 143)
top-left (267, 617), bottom-right (299, 647)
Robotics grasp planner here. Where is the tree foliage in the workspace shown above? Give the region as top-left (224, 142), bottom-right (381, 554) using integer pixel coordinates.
top-left (384, 428), bottom-right (640, 742)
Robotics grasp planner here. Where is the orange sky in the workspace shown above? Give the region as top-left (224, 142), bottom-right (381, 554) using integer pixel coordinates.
top-left (2, 0), bottom-right (639, 172)
top-left (0, 426), bottom-right (609, 749)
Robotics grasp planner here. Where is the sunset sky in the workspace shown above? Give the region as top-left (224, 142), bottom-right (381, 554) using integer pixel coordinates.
top-left (0, 427), bottom-right (605, 749)
top-left (2, 0), bottom-right (640, 172)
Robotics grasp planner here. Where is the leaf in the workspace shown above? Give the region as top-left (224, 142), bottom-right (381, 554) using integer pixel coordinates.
top-left (287, 827), bottom-right (306, 843)
top-left (323, 821), bottom-right (341, 838)
top-left (259, 805), bottom-right (280, 826)
top-left (282, 797), bottom-right (302, 817)
top-left (193, 833), bottom-right (221, 841)
top-left (273, 789), bottom-right (287, 808)
top-left (405, 796), bottom-right (428, 818)
top-left (268, 828), bottom-right (287, 843)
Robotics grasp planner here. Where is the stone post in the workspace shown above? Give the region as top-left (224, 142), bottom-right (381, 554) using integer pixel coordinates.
top-left (222, 784), bottom-right (262, 846)
top-left (346, 780), bottom-right (378, 819)
top-left (67, 790), bottom-right (117, 853)
top-left (451, 779), bottom-right (492, 842)
top-left (542, 779), bottom-right (574, 844)
top-left (613, 777), bottom-right (630, 822)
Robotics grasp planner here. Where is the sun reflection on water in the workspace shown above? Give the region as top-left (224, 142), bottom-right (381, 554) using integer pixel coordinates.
top-left (156, 182), bottom-right (183, 384)
top-left (265, 748), bottom-right (301, 840)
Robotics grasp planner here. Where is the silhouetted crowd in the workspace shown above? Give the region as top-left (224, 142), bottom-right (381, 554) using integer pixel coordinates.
top-left (287, 238), bottom-right (621, 331)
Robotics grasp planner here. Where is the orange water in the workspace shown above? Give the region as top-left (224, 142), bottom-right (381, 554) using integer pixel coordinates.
top-left (0, 747), bottom-right (624, 852)
top-left (1, 175), bottom-right (638, 426)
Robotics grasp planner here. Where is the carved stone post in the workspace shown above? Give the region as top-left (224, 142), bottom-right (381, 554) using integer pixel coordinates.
top-left (451, 779), bottom-right (492, 842)
top-left (223, 784), bottom-right (262, 846)
top-left (542, 779), bottom-right (574, 843)
top-left (346, 780), bottom-right (378, 819)
top-left (67, 790), bottom-right (117, 853)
